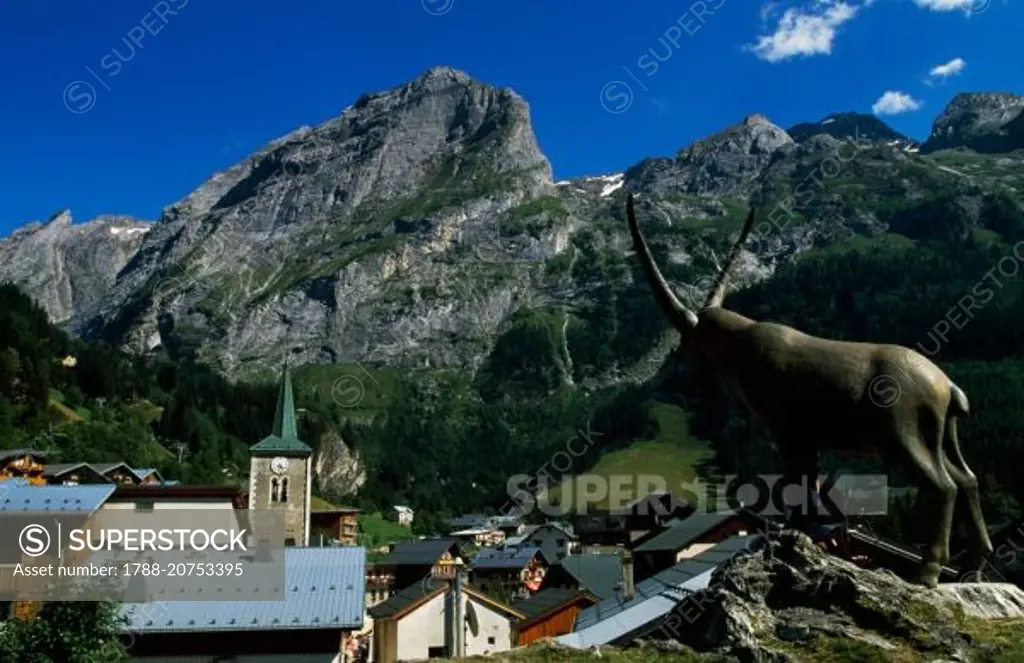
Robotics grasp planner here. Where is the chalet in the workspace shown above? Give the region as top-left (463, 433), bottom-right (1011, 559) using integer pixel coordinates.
top-left (448, 514), bottom-right (488, 530)
top-left (505, 522), bottom-right (578, 564)
top-left (490, 515), bottom-right (525, 536)
top-left (131, 468), bottom-right (166, 485)
top-left (540, 552), bottom-right (623, 601)
top-left (368, 578), bottom-right (524, 662)
top-left (631, 510), bottom-right (759, 582)
top-left (556, 536), bottom-right (761, 649)
top-left (449, 527), bottom-right (505, 548)
top-left (120, 546), bottom-right (366, 662)
top-left (92, 462), bottom-right (145, 485)
top-left (0, 449), bottom-right (48, 485)
top-left (391, 505), bottom-right (414, 527)
top-left (510, 588), bottom-right (597, 646)
top-left (470, 545), bottom-right (546, 599)
top-left (379, 539), bottom-right (464, 590)
top-left (366, 563), bottom-right (396, 607)
top-left (42, 462), bottom-right (111, 485)
top-left (574, 510), bottom-right (630, 548)
top-left (311, 505), bottom-right (360, 546)
top-left (612, 491), bottom-right (693, 541)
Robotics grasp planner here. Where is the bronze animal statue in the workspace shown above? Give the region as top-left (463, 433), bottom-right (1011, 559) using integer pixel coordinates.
top-left (626, 193), bottom-right (992, 588)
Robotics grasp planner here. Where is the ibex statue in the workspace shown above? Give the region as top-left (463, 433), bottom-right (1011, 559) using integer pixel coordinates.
top-left (626, 193), bottom-right (992, 588)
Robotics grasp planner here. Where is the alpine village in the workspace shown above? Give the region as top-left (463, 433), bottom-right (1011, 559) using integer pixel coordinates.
top-left (3, 62), bottom-right (1024, 663)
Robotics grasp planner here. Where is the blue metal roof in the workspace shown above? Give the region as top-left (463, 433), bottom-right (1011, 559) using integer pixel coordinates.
top-left (0, 482), bottom-right (115, 512)
top-left (563, 535), bottom-right (762, 647)
top-left (120, 546), bottom-right (366, 633)
top-left (472, 545), bottom-right (541, 570)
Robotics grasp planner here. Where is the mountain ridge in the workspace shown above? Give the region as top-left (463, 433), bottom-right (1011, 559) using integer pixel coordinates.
top-left (2, 70), bottom-right (1023, 381)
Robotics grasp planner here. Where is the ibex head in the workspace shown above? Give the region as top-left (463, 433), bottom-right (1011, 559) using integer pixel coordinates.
top-left (626, 193), bottom-right (757, 342)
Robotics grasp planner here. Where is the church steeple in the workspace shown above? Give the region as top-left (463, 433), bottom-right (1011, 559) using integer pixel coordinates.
top-left (272, 365), bottom-right (299, 440)
top-left (250, 364), bottom-right (312, 456)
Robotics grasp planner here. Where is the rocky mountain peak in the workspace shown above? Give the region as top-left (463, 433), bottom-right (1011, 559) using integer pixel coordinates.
top-left (46, 209), bottom-right (74, 226)
top-left (0, 212), bottom-right (151, 324)
top-left (922, 91), bottom-right (1024, 153)
top-left (788, 111), bottom-right (911, 145)
top-left (625, 114), bottom-right (793, 197)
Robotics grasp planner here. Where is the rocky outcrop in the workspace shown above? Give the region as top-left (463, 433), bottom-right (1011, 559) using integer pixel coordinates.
top-left (921, 92), bottom-right (1024, 154)
top-left (0, 210), bottom-right (151, 323)
top-left (626, 115), bottom-right (795, 198)
top-left (665, 531), bottom-right (1024, 662)
top-left (313, 430), bottom-right (367, 497)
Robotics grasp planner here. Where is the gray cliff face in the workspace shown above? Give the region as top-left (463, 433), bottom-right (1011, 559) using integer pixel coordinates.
top-left (0, 210), bottom-right (151, 323)
top-left (922, 92), bottom-right (1024, 153)
top-left (67, 66), bottom-right (556, 377)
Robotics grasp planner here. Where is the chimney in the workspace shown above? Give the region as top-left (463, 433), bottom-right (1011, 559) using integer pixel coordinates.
top-left (620, 549), bottom-right (634, 601)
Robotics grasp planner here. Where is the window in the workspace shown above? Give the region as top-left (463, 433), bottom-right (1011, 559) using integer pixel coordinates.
top-left (270, 477), bottom-right (290, 503)
top-left (487, 637), bottom-right (496, 645)
top-left (134, 501), bottom-right (154, 512)
top-left (556, 538), bottom-right (566, 547)
top-left (427, 647), bottom-right (449, 658)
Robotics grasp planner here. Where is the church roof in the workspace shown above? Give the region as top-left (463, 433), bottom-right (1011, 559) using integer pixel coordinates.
top-left (250, 366), bottom-right (312, 457)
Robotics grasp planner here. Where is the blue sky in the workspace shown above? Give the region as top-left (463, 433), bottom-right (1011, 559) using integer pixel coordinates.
top-left (0, 0), bottom-right (1019, 234)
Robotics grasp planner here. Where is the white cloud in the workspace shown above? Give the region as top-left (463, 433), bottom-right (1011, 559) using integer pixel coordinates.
top-left (925, 56), bottom-right (967, 85)
top-left (913, 0), bottom-right (975, 10)
top-left (929, 57), bottom-right (967, 78)
top-left (872, 91), bottom-right (923, 115)
top-left (748, 1), bottom-right (867, 62)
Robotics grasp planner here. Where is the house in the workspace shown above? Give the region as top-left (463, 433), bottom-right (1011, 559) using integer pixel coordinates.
top-left (391, 505), bottom-right (414, 527)
top-left (120, 546), bottom-right (366, 662)
top-left (450, 527), bottom-right (505, 548)
top-left (612, 491), bottom-right (694, 541)
top-left (131, 468), bottom-right (166, 485)
top-left (311, 506), bottom-right (361, 546)
top-left (103, 484), bottom-right (245, 512)
top-left (92, 462), bottom-right (145, 485)
top-left (556, 536), bottom-right (761, 649)
top-left (368, 578), bottom-right (524, 662)
top-left (490, 515), bottom-right (524, 536)
top-left (447, 514), bottom-right (489, 530)
top-left (574, 510), bottom-right (631, 548)
top-left (40, 462), bottom-right (177, 487)
top-left (379, 539), bottom-right (464, 590)
top-left (42, 462), bottom-right (111, 485)
top-left (505, 522), bottom-right (578, 564)
top-left (366, 563), bottom-right (396, 607)
top-left (470, 545), bottom-right (547, 599)
top-left (510, 588), bottom-right (598, 646)
top-left (0, 449), bottom-right (48, 484)
top-left (631, 510), bottom-right (759, 582)
top-left (540, 552), bottom-right (623, 601)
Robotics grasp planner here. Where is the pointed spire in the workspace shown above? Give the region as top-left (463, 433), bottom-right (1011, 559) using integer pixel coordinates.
top-left (250, 362), bottom-right (312, 456)
top-left (272, 364), bottom-right (298, 440)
